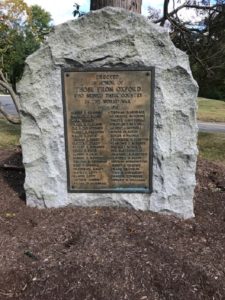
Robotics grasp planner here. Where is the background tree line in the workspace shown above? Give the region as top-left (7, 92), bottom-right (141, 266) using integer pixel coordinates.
top-left (150, 0), bottom-right (225, 100)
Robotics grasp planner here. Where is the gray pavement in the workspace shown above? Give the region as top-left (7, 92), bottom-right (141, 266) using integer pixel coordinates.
top-left (1, 95), bottom-right (225, 133)
top-left (198, 122), bottom-right (225, 133)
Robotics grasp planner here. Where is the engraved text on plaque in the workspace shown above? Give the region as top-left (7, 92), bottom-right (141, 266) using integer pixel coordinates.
top-left (62, 69), bottom-right (153, 192)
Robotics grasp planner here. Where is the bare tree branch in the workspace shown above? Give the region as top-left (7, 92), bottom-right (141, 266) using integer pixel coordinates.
top-left (0, 73), bottom-right (20, 113)
top-left (0, 69), bottom-right (8, 84)
top-left (201, 48), bottom-right (225, 62)
top-left (0, 164), bottom-right (24, 171)
top-left (155, 3), bottom-right (220, 24)
top-left (160, 0), bottom-right (170, 26)
top-left (0, 70), bottom-right (21, 125)
top-left (167, 15), bottom-right (209, 73)
top-left (0, 105), bottom-right (21, 124)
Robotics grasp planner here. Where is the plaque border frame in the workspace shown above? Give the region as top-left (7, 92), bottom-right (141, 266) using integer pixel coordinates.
top-left (61, 67), bottom-right (155, 194)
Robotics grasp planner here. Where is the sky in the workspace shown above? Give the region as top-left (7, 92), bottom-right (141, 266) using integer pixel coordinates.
top-left (24, 0), bottom-right (201, 25)
top-left (24, 0), bottom-right (163, 24)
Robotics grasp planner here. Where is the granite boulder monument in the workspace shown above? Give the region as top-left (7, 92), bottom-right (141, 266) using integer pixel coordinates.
top-left (18, 7), bottom-right (198, 218)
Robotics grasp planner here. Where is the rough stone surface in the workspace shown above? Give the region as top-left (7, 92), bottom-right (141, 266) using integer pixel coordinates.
top-left (18, 7), bottom-right (198, 218)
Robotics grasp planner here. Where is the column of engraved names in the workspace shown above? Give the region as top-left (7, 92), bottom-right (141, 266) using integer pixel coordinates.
top-left (71, 111), bottom-right (107, 188)
top-left (109, 110), bottom-right (148, 186)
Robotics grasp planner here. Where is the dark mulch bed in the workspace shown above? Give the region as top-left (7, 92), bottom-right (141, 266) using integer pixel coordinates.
top-left (0, 149), bottom-right (225, 300)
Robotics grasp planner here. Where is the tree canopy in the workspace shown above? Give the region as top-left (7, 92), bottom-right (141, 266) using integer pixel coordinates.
top-left (0, 0), bottom-right (52, 91)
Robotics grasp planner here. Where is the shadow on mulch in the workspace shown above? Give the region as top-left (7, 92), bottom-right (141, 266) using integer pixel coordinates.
top-left (0, 149), bottom-right (225, 300)
top-left (0, 149), bottom-right (25, 202)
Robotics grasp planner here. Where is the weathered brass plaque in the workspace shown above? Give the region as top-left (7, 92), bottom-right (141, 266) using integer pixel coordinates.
top-left (62, 69), bottom-right (153, 193)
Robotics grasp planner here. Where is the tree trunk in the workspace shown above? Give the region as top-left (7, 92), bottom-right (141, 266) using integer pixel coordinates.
top-left (90, 0), bottom-right (142, 14)
top-left (11, 75), bottom-right (17, 93)
top-left (160, 0), bottom-right (170, 26)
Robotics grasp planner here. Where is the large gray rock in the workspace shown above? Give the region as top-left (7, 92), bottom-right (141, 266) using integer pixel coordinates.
top-left (18, 7), bottom-right (198, 218)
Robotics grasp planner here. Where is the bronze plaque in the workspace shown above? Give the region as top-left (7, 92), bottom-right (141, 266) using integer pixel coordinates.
top-left (62, 69), bottom-right (154, 193)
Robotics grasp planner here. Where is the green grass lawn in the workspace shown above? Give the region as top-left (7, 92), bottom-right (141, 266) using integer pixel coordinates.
top-left (198, 97), bottom-right (225, 123)
top-left (0, 118), bottom-right (21, 149)
top-left (198, 132), bottom-right (225, 164)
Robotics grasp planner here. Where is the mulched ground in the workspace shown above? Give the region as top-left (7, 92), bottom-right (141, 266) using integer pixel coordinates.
top-left (0, 149), bottom-right (225, 300)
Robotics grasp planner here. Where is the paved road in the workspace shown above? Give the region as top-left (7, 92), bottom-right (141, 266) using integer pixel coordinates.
top-left (1, 95), bottom-right (225, 133)
top-left (198, 122), bottom-right (225, 133)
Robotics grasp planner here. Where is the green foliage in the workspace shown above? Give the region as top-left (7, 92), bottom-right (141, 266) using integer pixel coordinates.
top-left (0, 0), bottom-right (52, 90)
top-left (30, 5), bottom-right (52, 43)
top-left (0, 0), bottom-right (30, 29)
top-left (2, 30), bottom-right (39, 90)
